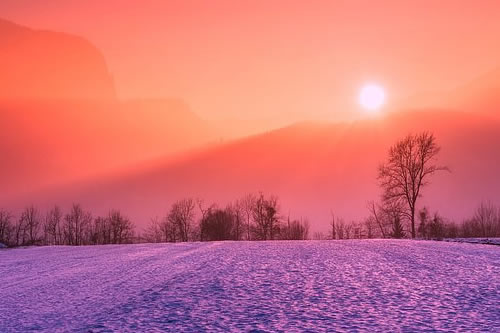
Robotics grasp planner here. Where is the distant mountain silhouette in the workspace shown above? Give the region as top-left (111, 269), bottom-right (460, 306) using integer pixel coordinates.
top-left (0, 18), bottom-right (115, 100)
top-left (0, 99), bottom-right (214, 195)
top-left (0, 20), bottom-right (216, 195)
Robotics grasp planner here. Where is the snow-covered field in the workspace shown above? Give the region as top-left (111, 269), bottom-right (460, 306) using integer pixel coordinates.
top-left (1, 240), bottom-right (499, 332)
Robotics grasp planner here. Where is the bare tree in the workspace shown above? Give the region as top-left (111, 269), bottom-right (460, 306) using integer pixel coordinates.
top-left (15, 214), bottom-right (27, 246)
top-left (344, 223), bottom-right (353, 239)
top-left (159, 213), bottom-right (178, 243)
top-left (227, 202), bottom-right (244, 241)
top-left (108, 209), bottom-right (134, 244)
top-left (44, 206), bottom-right (63, 245)
top-left (472, 201), bottom-right (498, 237)
top-left (89, 216), bottom-right (109, 245)
top-left (313, 231), bottom-right (326, 240)
top-left (335, 218), bottom-right (345, 240)
top-left (330, 211), bottom-right (336, 240)
top-left (368, 200), bottom-right (406, 239)
top-left (0, 209), bottom-right (14, 246)
top-left (64, 204), bottom-right (92, 245)
top-left (240, 193), bottom-right (256, 240)
top-left (368, 201), bottom-right (388, 238)
top-left (18, 205), bottom-right (41, 245)
top-left (197, 198), bottom-right (216, 241)
top-left (252, 193), bottom-right (280, 240)
top-left (281, 217), bottom-right (309, 240)
top-left (352, 221), bottom-right (364, 239)
top-left (252, 194), bottom-right (267, 240)
top-left (378, 132), bottom-right (448, 238)
top-left (144, 217), bottom-right (163, 243)
top-left (363, 217), bottom-right (375, 239)
top-left (168, 198), bottom-right (196, 242)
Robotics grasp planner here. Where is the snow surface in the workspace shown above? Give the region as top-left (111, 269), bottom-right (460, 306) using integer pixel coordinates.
top-left (0, 240), bottom-right (499, 332)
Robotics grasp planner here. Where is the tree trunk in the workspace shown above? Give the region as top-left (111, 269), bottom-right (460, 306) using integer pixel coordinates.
top-left (411, 208), bottom-right (416, 238)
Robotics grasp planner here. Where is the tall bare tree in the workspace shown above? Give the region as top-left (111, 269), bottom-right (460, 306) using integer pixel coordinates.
top-left (378, 132), bottom-right (448, 238)
top-left (108, 209), bottom-right (134, 244)
top-left (227, 202), bottom-right (244, 241)
top-left (64, 204), bottom-right (92, 245)
top-left (197, 198), bottom-right (216, 241)
top-left (344, 223), bottom-right (353, 239)
top-left (252, 193), bottom-right (280, 240)
top-left (160, 216), bottom-right (178, 242)
top-left (168, 198), bottom-right (196, 242)
top-left (19, 205), bottom-right (41, 245)
top-left (472, 201), bottom-right (498, 237)
top-left (89, 216), bottom-right (109, 245)
top-left (240, 193), bottom-right (256, 240)
top-left (363, 216), bottom-right (375, 239)
top-left (335, 217), bottom-right (345, 240)
top-left (44, 206), bottom-right (63, 245)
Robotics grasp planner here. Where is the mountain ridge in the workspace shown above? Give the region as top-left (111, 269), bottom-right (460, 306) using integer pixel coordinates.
top-left (0, 18), bottom-right (115, 101)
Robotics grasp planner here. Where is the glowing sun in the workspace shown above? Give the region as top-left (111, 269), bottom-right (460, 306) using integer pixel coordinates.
top-left (359, 84), bottom-right (385, 111)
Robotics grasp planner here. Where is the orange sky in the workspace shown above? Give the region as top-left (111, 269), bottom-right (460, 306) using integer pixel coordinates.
top-left (2, 0), bottom-right (500, 123)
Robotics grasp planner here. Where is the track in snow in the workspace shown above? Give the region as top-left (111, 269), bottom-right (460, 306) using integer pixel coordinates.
top-left (1, 240), bottom-right (499, 332)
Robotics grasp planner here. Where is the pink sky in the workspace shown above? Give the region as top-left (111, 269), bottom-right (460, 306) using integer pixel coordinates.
top-left (2, 1), bottom-right (500, 123)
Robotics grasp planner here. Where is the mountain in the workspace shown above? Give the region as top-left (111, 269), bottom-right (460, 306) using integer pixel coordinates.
top-left (0, 19), bottom-right (217, 195)
top-left (0, 99), bottom-right (214, 196)
top-left (0, 18), bottom-right (115, 101)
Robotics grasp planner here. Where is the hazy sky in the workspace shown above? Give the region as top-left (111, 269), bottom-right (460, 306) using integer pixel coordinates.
top-left (2, 0), bottom-right (500, 121)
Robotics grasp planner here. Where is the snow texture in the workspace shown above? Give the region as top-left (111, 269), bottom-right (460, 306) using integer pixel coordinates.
top-left (0, 240), bottom-right (499, 332)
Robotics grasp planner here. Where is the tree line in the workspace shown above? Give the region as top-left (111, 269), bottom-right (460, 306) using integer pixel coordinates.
top-left (1, 131), bottom-right (499, 247)
top-left (143, 194), bottom-right (309, 243)
top-left (0, 204), bottom-right (134, 247)
top-left (0, 193), bottom-right (310, 247)
top-left (1, 198), bottom-right (498, 248)
top-left (317, 202), bottom-right (500, 240)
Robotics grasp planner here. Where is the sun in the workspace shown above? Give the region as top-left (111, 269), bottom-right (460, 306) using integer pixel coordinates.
top-left (359, 84), bottom-right (385, 111)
